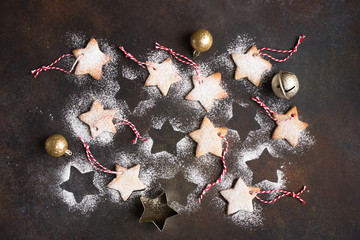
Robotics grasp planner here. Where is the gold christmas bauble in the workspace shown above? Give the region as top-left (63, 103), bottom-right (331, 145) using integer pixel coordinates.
top-left (45, 134), bottom-right (72, 157)
top-left (271, 71), bottom-right (300, 99)
top-left (190, 29), bottom-right (213, 57)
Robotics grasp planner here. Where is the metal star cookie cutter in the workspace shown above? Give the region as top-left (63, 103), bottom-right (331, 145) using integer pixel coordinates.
top-left (139, 192), bottom-right (178, 231)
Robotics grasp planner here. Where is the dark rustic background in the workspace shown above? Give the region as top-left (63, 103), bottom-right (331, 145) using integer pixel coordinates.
top-left (0, 0), bottom-right (359, 239)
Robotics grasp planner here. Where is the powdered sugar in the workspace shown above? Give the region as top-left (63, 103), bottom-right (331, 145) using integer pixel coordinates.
top-left (55, 33), bottom-right (314, 228)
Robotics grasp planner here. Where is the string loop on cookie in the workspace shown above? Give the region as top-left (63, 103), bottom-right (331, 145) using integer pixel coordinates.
top-left (198, 133), bottom-right (228, 203)
top-left (119, 46), bottom-right (156, 70)
top-left (31, 54), bottom-right (83, 78)
top-left (251, 186), bottom-right (307, 204)
top-left (155, 42), bottom-right (203, 83)
top-left (94, 115), bottom-right (147, 143)
top-left (255, 35), bottom-right (306, 62)
top-left (79, 137), bottom-right (122, 175)
top-left (252, 97), bottom-right (295, 122)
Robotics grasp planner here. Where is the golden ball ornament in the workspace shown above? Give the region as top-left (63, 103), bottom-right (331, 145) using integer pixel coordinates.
top-left (45, 134), bottom-right (72, 157)
top-left (190, 29), bottom-right (213, 57)
top-left (271, 71), bottom-right (300, 99)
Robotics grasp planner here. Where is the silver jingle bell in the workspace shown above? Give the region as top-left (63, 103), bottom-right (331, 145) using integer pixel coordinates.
top-left (271, 71), bottom-right (299, 99)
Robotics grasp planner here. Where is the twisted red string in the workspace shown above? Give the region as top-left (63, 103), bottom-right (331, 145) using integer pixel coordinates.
top-left (155, 42), bottom-right (203, 83)
top-left (119, 46), bottom-right (155, 69)
top-left (31, 54), bottom-right (83, 78)
top-left (256, 35), bottom-right (306, 62)
top-left (94, 116), bottom-right (147, 143)
top-left (79, 137), bottom-right (121, 174)
top-left (252, 186), bottom-right (307, 204)
top-left (252, 97), bottom-right (294, 122)
top-left (198, 133), bottom-right (228, 203)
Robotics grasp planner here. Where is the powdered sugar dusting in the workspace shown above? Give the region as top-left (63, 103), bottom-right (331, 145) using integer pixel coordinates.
top-left (55, 33), bottom-right (315, 228)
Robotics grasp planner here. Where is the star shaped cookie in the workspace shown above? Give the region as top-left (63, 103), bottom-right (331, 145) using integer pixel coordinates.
top-left (140, 193), bottom-right (178, 231)
top-left (145, 57), bottom-right (182, 96)
top-left (189, 117), bottom-right (227, 157)
top-left (272, 106), bottom-right (309, 146)
top-left (78, 99), bottom-right (117, 138)
top-left (232, 46), bottom-right (272, 86)
top-left (185, 72), bottom-right (228, 112)
top-left (220, 178), bottom-right (260, 214)
top-left (73, 38), bottom-right (111, 80)
top-left (107, 164), bottom-right (146, 201)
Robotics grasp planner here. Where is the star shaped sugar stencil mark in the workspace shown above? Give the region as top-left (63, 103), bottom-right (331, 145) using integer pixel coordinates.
top-left (60, 166), bottom-right (99, 203)
top-left (158, 171), bottom-right (197, 206)
top-left (140, 193), bottom-right (178, 231)
top-left (220, 178), bottom-right (260, 214)
top-left (115, 78), bottom-right (149, 112)
top-left (78, 99), bottom-right (117, 138)
top-left (189, 117), bottom-right (227, 157)
top-left (227, 102), bottom-right (260, 140)
top-left (107, 164), bottom-right (146, 201)
top-left (185, 72), bottom-right (228, 112)
top-left (145, 57), bottom-right (182, 96)
top-left (246, 149), bottom-right (283, 184)
top-left (232, 46), bottom-right (272, 86)
top-left (73, 38), bottom-right (112, 80)
top-left (272, 106), bottom-right (309, 146)
top-left (149, 120), bottom-right (186, 155)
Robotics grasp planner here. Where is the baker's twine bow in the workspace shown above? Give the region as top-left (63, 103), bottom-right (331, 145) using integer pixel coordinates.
top-left (155, 42), bottom-right (203, 83)
top-left (198, 133), bottom-right (228, 203)
top-left (251, 186), bottom-right (307, 204)
top-left (255, 35), bottom-right (306, 62)
top-left (252, 97), bottom-right (295, 122)
top-left (31, 54), bottom-right (83, 78)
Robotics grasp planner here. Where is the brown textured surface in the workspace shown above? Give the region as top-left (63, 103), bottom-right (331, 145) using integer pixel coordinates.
top-left (0, 0), bottom-right (359, 239)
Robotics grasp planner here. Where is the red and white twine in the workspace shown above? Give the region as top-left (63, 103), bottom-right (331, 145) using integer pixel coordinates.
top-left (94, 115), bottom-right (147, 143)
top-left (119, 46), bottom-right (156, 70)
top-left (252, 186), bottom-right (307, 204)
top-left (155, 42), bottom-right (203, 83)
top-left (31, 54), bottom-right (83, 78)
top-left (198, 133), bottom-right (228, 203)
top-left (79, 117), bottom-right (147, 174)
top-left (252, 97), bottom-right (294, 123)
top-left (255, 35), bottom-right (306, 62)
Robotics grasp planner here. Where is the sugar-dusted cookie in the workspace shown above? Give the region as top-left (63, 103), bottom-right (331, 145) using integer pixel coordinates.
top-left (145, 57), bottom-right (182, 96)
top-left (107, 164), bottom-right (146, 201)
top-left (189, 117), bottom-right (227, 157)
top-left (232, 46), bottom-right (272, 86)
top-left (73, 38), bottom-right (111, 80)
top-left (185, 72), bottom-right (228, 112)
top-left (78, 99), bottom-right (117, 138)
top-left (272, 106), bottom-right (309, 146)
top-left (220, 177), bottom-right (260, 214)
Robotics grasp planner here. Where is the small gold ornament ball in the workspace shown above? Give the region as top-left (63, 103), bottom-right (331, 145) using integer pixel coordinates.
top-left (271, 71), bottom-right (300, 99)
top-left (45, 134), bottom-right (72, 157)
top-left (190, 29), bottom-right (213, 57)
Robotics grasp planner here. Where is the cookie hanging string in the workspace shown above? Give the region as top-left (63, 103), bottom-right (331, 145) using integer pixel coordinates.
top-left (119, 46), bottom-right (156, 70)
top-left (31, 54), bottom-right (83, 78)
top-left (79, 117), bottom-right (147, 174)
top-left (254, 35), bottom-right (306, 62)
top-left (251, 186), bottom-right (307, 204)
top-left (155, 43), bottom-right (203, 83)
top-left (252, 97), bottom-right (295, 122)
top-left (198, 133), bottom-right (228, 203)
